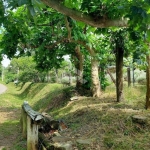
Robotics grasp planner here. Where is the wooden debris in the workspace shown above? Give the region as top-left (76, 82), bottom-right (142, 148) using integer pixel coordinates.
top-left (76, 138), bottom-right (94, 145)
top-left (70, 96), bottom-right (79, 101)
top-left (132, 115), bottom-right (148, 124)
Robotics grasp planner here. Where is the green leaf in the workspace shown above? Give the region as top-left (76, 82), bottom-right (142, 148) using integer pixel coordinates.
top-left (18, 0), bottom-right (28, 6)
top-left (147, 30), bottom-right (150, 42)
top-left (76, 21), bottom-right (85, 28)
top-left (64, 0), bottom-right (74, 8)
top-left (32, 0), bottom-right (46, 9)
top-left (27, 5), bottom-right (36, 16)
top-left (86, 43), bottom-right (92, 49)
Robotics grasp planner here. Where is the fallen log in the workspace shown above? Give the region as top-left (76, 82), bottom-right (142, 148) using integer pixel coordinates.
top-left (38, 113), bottom-right (68, 150)
top-left (21, 101), bottom-right (44, 150)
top-left (39, 112), bottom-right (68, 132)
top-left (21, 102), bottom-right (68, 150)
top-left (39, 132), bottom-right (73, 150)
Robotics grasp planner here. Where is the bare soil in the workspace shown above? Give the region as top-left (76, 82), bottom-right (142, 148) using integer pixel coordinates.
top-left (0, 84), bottom-right (20, 150)
top-left (0, 84), bottom-right (7, 94)
top-left (0, 107), bottom-right (20, 150)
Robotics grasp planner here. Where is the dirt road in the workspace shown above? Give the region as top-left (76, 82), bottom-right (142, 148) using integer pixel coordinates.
top-left (0, 84), bottom-right (7, 94)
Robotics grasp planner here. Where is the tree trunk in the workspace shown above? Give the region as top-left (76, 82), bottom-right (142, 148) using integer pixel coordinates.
top-left (116, 46), bottom-right (124, 102)
top-left (127, 67), bottom-right (131, 87)
top-left (132, 63), bottom-right (135, 86)
top-left (91, 57), bottom-right (101, 97)
top-left (146, 55), bottom-right (150, 109)
top-left (107, 68), bottom-right (116, 85)
top-left (73, 45), bottom-right (84, 88)
top-left (69, 61), bottom-right (72, 85)
top-left (55, 69), bottom-right (59, 83)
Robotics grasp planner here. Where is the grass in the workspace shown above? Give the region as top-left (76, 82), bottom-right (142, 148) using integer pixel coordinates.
top-left (0, 81), bottom-right (150, 149)
top-left (0, 82), bottom-right (65, 149)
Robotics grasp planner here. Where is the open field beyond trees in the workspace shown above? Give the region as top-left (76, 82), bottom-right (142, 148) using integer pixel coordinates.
top-left (0, 82), bottom-right (150, 150)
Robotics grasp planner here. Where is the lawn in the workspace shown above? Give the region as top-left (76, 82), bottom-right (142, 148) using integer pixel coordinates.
top-left (0, 81), bottom-right (150, 150)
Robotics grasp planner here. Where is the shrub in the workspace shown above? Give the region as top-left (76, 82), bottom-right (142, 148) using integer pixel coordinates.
top-left (137, 77), bottom-right (146, 85)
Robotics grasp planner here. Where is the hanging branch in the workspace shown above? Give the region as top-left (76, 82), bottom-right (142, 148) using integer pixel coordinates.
top-left (41, 0), bottom-right (128, 28)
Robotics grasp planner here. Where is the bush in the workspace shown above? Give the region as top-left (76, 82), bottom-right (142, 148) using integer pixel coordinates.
top-left (61, 77), bottom-right (70, 84)
top-left (137, 77), bottom-right (146, 85)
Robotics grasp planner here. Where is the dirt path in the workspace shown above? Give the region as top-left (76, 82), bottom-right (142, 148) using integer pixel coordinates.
top-left (0, 84), bottom-right (20, 150)
top-left (0, 84), bottom-right (7, 94)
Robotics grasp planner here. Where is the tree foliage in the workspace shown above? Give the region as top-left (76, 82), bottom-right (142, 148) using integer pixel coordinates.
top-left (1, 0), bottom-right (150, 98)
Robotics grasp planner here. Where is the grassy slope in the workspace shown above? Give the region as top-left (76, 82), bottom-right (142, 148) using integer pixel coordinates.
top-left (0, 82), bottom-right (150, 150)
top-left (0, 82), bottom-right (64, 150)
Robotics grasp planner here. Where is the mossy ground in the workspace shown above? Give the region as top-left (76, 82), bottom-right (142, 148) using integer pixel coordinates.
top-left (0, 82), bottom-right (150, 150)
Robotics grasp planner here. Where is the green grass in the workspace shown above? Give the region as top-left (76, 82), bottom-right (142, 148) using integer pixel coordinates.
top-left (0, 82), bottom-right (65, 149)
top-left (0, 81), bottom-right (150, 150)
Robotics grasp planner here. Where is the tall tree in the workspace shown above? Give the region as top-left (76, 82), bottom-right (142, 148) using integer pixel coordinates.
top-left (72, 45), bottom-right (84, 89)
top-left (115, 32), bottom-right (124, 102)
top-left (146, 54), bottom-right (150, 109)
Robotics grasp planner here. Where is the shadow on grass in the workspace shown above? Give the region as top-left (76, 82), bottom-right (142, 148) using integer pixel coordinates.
top-left (24, 83), bottom-right (47, 99)
top-left (52, 99), bottom-right (150, 150)
top-left (0, 106), bottom-right (20, 112)
top-left (17, 82), bottom-right (26, 91)
top-left (14, 82), bottom-right (47, 99)
top-left (13, 82), bottom-right (73, 113)
top-left (32, 86), bottom-right (73, 112)
top-left (18, 82), bottom-right (34, 98)
top-left (0, 120), bottom-right (26, 150)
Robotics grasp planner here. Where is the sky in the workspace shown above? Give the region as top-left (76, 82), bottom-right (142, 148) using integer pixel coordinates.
top-left (1, 55), bottom-right (10, 67)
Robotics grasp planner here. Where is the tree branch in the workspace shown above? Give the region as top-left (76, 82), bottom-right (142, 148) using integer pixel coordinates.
top-left (41, 0), bottom-right (128, 28)
top-left (65, 16), bottom-right (72, 42)
top-left (45, 38), bottom-right (68, 49)
top-left (45, 37), bottom-right (96, 56)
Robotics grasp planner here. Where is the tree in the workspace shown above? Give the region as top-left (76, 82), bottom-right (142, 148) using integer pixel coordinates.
top-left (33, 0), bottom-right (149, 29)
top-left (71, 45), bottom-right (84, 88)
top-left (0, 1), bottom-right (5, 26)
top-left (0, 6), bottom-right (102, 97)
top-left (114, 31), bottom-right (124, 102)
top-left (146, 54), bottom-right (150, 109)
top-left (6, 56), bottom-right (44, 83)
top-left (1, 0), bottom-right (150, 99)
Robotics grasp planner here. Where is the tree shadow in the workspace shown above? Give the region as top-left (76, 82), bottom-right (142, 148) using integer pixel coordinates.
top-left (14, 82), bottom-right (47, 100)
top-left (32, 86), bottom-right (73, 112)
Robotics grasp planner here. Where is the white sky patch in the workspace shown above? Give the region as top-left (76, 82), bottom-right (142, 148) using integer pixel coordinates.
top-left (63, 55), bottom-right (70, 61)
top-left (1, 55), bottom-right (10, 67)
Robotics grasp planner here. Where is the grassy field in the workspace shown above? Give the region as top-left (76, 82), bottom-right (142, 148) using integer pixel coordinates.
top-left (0, 81), bottom-right (150, 150)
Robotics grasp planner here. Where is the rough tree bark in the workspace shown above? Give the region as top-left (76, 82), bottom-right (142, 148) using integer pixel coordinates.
top-left (65, 16), bottom-right (101, 97)
top-left (127, 67), bottom-right (131, 87)
top-left (107, 68), bottom-right (116, 85)
top-left (73, 45), bottom-right (84, 88)
top-left (146, 55), bottom-right (150, 109)
top-left (116, 45), bottom-right (124, 102)
top-left (132, 65), bottom-right (135, 86)
top-left (55, 69), bottom-right (59, 83)
top-left (91, 57), bottom-right (101, 97)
